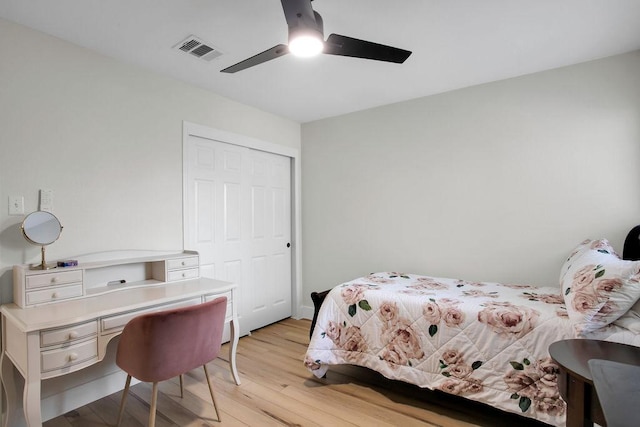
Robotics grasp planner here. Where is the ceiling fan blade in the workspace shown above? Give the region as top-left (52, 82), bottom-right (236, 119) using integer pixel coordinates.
top-left (324, 34), bottom-right (411, 64)
top-left (280, 0), bottom-right (317, 30)
top-left (221, 44), bottom-right (289, 73)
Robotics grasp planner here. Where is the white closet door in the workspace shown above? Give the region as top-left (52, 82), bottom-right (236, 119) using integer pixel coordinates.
top-left (248, 149), bottom-right (292, 329)
top-left (185, 135), bottom-right (292, 335)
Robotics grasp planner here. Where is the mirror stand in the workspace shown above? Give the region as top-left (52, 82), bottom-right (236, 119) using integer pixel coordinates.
top-left (34, 245), bottom-right (56, 270)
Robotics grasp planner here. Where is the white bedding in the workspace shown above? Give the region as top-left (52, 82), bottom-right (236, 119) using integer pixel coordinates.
top-left (304, 272), bottom-right (640, 426)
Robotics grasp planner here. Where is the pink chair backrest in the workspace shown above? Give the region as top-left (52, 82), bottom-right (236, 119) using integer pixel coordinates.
top-left (116, 296), bottom-right (227, 383)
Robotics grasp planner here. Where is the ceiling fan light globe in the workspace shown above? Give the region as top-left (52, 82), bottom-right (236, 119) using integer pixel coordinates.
top-left (288, 35), bottom-right (324, 57)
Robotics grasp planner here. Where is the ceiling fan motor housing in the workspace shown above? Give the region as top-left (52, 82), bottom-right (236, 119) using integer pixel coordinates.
top-left (289, 10), bottom-right (324, 43)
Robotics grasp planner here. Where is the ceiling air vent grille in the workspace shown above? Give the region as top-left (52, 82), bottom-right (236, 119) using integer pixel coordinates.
top-left (173, 35), bottom-right (222, 62)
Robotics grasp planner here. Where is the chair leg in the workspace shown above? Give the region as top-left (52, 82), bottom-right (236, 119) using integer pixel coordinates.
top-left (116, 374), bottom-right (132, 427)
top-left (203, 364), bottom-right (221, 422)
top-left (179, 374), bottom-right (184, 398)
top-left (149, 382), bottom-right (158, 427)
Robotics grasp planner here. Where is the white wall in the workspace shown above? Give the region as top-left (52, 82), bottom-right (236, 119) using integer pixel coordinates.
top-left (302, 51), bottom-right (640, 308)
top-left (0, 18), bottom-right (300, 303)
top-left (2, 17), bottom-right (640, 321)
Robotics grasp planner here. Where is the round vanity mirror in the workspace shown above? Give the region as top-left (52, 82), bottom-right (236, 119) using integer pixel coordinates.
top-left (21, 211), bottom-right (63, 269)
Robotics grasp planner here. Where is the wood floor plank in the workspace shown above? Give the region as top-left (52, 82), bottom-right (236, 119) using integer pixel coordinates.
top-left (60, 406), bottom-right (109, 426)
top-left (130, 381), bottom-right (220, 427)
top-left (39, 415), bottom-right (73, 427)
top-left (44, 318), bottom-right (551, 427)
top-left (99, 393), bottom-right (147, 427)
top-left (279, 381), bottom-right (437, 427)
top-left (241, 380), bottom-right (358, 427)
top-left (175, 368), bottom-right (291, 427)
top-left (153, 376), bottom-right (248, 427)
top-left (181, 367), bottom-right (327, 427)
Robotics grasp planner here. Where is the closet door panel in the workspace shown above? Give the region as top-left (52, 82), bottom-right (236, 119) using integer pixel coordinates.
top-left (185, 135), bottom-right (292, 335)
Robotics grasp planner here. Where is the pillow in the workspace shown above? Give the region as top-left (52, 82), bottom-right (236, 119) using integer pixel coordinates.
top-left (559, 239), bottom-right (619, 285)
top-left (560, 239), bottom-right (640, 335)
top-left (613, 298), bottom-right (640, 333)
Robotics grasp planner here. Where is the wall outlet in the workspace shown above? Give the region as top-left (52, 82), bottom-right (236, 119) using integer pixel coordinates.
top-left (9, 195), bottom-right (24, 215)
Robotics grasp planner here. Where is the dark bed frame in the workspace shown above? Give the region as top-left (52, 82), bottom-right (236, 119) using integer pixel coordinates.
top-left (309, 226), bottom-right (640, 338)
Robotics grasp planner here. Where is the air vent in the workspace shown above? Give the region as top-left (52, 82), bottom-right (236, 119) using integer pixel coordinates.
top-left (173, 35), bottom-right (222, 62)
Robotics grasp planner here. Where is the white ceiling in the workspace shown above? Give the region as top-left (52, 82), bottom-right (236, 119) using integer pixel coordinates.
top-left (2, 0), bottom-right (640, 123)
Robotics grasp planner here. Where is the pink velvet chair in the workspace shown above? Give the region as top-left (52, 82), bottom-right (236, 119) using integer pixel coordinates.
top-left (115, 297), bottom-right (227, 426)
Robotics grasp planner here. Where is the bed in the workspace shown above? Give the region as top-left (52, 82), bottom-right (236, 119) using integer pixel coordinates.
top-left (304, 228), bottom-right (640, 427)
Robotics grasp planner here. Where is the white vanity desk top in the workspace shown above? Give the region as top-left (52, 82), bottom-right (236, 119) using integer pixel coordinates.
top-left (1, 277), bottom-right (235, 332)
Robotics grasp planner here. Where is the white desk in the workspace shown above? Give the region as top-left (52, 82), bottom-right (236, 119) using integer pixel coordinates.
top-left (1, 277), bottom-right (240, 427)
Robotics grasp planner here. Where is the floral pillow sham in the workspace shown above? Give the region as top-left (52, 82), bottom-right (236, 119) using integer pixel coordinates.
top-left (612, 300), bottom-right (640, 333)
top-left (561, 239), bottom-right (640, 335)
top-left (559, 239), bottom-right (618, 281)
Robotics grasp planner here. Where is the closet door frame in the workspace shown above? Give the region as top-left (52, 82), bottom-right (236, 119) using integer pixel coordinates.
top-left (182, 121), bottom-right (302, 319)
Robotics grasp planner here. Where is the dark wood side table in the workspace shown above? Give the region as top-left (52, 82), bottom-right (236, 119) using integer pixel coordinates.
top-left (549, 339), bottom-right (640, 427)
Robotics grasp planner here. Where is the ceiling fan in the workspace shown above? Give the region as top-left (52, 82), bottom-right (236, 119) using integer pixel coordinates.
top-left (220, 0), bottom-right (412, 73)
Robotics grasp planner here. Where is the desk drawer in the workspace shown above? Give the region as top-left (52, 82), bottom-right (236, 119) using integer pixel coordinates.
top-left (41, 338), bottom-right (98, 373)
top-left (167, 267), bottom-right (199, 282)
top-left (41, 321), bottom-right (98, 348)
top-left (26, 284), bottom-right (83, 305)
top-left (167, 256), bottom-right (199, 270)
top-left (101, 297), bottom-right (201, 334)
top-left (26, 270), bottom-right (83, 290)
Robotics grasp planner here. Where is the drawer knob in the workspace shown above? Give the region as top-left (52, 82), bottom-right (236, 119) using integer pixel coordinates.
top-left (50, 277), bottom-right (57, 284)
top-left (182, 272), bottom-right (186, 277)
top-left (52, 292), bottom-right (59, 299)
top-left (68, 353), bottom-right (78, 362)
top-left (68, 331), bottom-right (79, 340)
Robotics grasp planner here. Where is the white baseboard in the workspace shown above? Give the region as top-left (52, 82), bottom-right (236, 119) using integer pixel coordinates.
top-left (297, 305), bottom-right (314, 320)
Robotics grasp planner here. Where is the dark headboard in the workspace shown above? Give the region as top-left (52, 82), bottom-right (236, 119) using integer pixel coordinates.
top-left (623, 225), bottom-right (640, 261)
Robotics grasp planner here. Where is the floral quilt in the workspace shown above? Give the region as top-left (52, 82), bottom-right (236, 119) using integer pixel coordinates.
top-left (304, 272), bottom-right (578, 426)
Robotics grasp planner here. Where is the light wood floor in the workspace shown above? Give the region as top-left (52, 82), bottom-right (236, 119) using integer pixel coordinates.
top-left (44, 318), bottom-right (550, 427)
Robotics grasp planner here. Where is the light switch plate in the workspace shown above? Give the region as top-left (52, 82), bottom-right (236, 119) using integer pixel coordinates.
top-left (9, 195), bottom-right (24, 215)
top-left (40, 189), bottom-right (53, 212)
